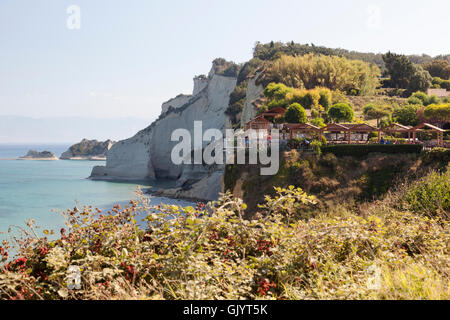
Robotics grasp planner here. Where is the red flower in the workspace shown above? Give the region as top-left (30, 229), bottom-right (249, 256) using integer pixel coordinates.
top-left (257, 239), bottom-right (274, 256)
top-left (257, 278), bottom-right (277, 296)
top-left (38, 246), bottom-right (49, 256)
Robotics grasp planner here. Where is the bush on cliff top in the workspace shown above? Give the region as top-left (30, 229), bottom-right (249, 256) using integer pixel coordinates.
top-left (402, 168), bottom-right (450, 219)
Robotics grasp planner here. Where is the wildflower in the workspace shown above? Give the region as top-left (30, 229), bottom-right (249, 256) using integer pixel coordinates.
top-left (257, 239), bottom-right (274, 256)
top-left (38, 246), bottom-right (49, 257)
top-left (257, 278), bottom-right (276, 296)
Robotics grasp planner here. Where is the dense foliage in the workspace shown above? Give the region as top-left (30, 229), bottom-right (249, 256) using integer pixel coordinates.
top-left (285, 103), bottom-right (307, 124)
top-left (253, 41), bottom-right (450, 71)
top-left (423, 59), bottom-right (450, 80)
top-left (403, 169), bottom-right (450, 218)
top-left (392, 104), bottom-right (421, 126)
top-left (423, 103), bottom-right (450, 123)
top-left (408, 91), bottom-right (439, 106)
top-left (1, 179), bottom-right (448, 300)
top-left (327, 103), bottom-right (354, 123)
top-left (363, 104), bottom-right (394, 127)
top-left (212, 58), bottom-right (240, 78)
top-left (263, 83), bottom-right (327, 110)
top-left (431, 77), bottom-right (450, 90)
top-left (262, 54), bottom-right (380, 96)
top-left (382, 53), bottom-right (432, 93)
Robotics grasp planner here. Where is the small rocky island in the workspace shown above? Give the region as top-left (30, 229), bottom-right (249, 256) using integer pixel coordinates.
top-left (19, 150), bottom-right (59, 160)
top-left (61, 139), bottom-right (115, 161)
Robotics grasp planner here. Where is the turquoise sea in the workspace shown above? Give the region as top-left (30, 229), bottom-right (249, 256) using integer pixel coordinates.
top-left (0, 144), bottom-right (193, 246)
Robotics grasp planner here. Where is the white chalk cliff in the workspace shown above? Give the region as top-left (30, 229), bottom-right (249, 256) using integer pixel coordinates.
top-left (240, 74), bottom-right (264, 126)
top-left (91, 63), bottom-right (238, 201)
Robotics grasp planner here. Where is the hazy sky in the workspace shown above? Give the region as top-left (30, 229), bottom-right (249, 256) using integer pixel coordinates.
top-left (0, 0), bottom-right (449, 122)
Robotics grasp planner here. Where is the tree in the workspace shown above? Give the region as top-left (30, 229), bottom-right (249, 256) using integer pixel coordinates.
top-left (317, 87), bottom-right (332, 111)
top-left (310, 117), bottom-right (326, 128)
top-left (264, 82), bottom-right (292, 100)
top-left (423, 59), bottom-right (450, 80)
top-left (383, 52), bottom-right (416, 88)
top-left (408, 65), bottom-right (432, 93)
top-left (327, 103), bottom-right (354, 123)
top-left (285, 103), bottom-right (307, 124)
top-left (393, 104), bottom-right (420, 126)
top-left (382, 52), bottom-right (432, 93)
top-left (265, 54), bottom-right (380, 95)
top-left (408, 91), bottom-right (439, 106)
top-left (424, 104), bottom-right (450, 123)
top-left (363, 104), bottom-right (394, 127)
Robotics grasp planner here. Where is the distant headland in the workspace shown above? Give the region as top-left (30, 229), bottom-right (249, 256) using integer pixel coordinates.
top-left (19, 150), bottom-right (59, 161)
top-left (60, 139), bottom-right (115, 161)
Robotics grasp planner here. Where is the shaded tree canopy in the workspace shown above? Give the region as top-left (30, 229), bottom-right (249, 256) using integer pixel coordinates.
top-left (382, 52), bottom-right (432, 93)
top-left (423, 59), bottom-right (450, 80)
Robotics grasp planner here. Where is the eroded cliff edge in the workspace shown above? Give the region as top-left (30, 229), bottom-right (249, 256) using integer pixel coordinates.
top-left (90, 62), bottom-right (239, 201)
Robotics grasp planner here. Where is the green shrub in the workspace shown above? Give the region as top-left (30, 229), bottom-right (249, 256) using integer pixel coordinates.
top-left (317, 88), bottom-right (332, 110)
top-left (310, 117), bottom-right (326, 128)
top-left (403, 169), bottom-right (450, 218)
top-left (407, 97), bottom-right (424, 106)
top-left (264, 82), bottom-right (292, 100)
top-left (1, 187), bottom-right (448, 300)
top-left (322, 144), bottom-right (423, 157)
top-left (409, 92), bottom-right (428, 105)
top-left (420, 148), bottom-right (450, 170)
top-left (310, 140), bottom-right (323, 156)
top-left (285, 103), bottom-right (307, 124)
top-left (328, 103), bottom-right (354, 123)
top-left (393, 104), bottom-right (420, 126)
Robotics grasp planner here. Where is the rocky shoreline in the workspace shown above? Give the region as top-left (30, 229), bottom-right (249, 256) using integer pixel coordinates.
top-left (145, 188), bottom-right (209, 204)
top-left (62, 156), bottom-right (107, 161)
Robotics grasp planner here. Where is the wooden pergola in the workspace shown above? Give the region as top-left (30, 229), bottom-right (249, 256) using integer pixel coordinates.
top-left (320, 123), bottom-right (378, 144)
top-left (380, 123), bottom-right (413, 143)
top-left (380, 122), bottom-right (445, 147)
top-left (262, 107), bottom-right (286, 120)
top-left (285, 123), bottom-right (321, 140)
top-left (410, 123), bottom-right (445, 147)
top-left (244, 115), bottom-right (272, 131)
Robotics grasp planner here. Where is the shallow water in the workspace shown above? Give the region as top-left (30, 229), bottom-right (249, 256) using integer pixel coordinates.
top-left (0, 145), bottom-right (194, 246)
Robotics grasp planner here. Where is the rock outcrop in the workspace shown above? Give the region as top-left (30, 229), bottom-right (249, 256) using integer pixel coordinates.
top-left (19, 150), bottom-right (58, 160)
top-left (90, 62), bottom-right (238, 201)
top-left (161, 94), bottom-right (192, 114)
top-left (240, 74), bottom-right (264, 126)
top-left (61, 139), bottom-right (115, 160)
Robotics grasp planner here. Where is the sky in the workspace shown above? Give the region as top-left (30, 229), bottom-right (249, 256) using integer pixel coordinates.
top-left (0, 0), bottom-right (449, 142)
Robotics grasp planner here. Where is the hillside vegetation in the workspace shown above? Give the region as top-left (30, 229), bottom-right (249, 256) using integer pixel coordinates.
top-left (226, 41), bottom-right (450, 128)
top-left (225, 148), bottom-right (449, 216)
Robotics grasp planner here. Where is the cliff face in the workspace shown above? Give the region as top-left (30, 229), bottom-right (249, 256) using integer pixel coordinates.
top-left (90, 64), bottom-right (237, 201)
top-left (240, 75), bottom-right (264, 126)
